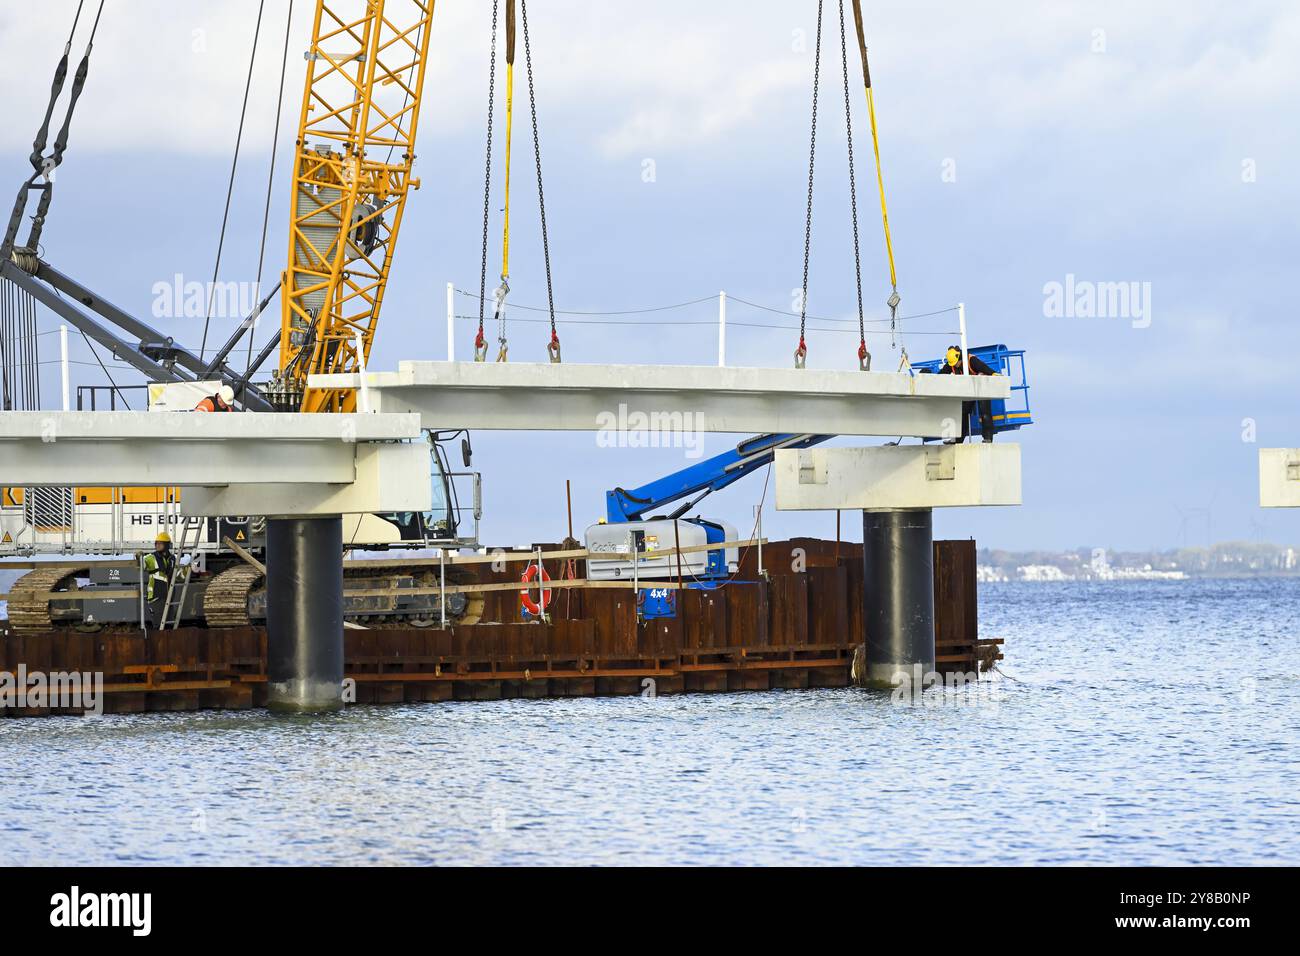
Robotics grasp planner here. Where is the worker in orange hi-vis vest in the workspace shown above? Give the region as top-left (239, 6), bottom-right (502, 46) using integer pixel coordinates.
top-left (194, 384), bottom-right (235, 412)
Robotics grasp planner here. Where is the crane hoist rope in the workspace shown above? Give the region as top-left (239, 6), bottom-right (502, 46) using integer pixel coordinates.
top-left (245, 0), bottom-right (295, 382)
top-left (1, 0), bottom-right (105, 265)
top-left (475, 0), bottom-right (501, 362)
top-left (796, 0), bottom-right (899, 368)
top-left (521, 0), bottom-right (560, 363)
top-left (795, 0), bottom-right (824, 370)
top-left (476, 0), bottom-right (559, 364)
top-left (496, 0), bottom-right (515, 362)
top-left (838, 0), bottom-right (870, 372)
top-left (199, 0), bottom-right (266, 364)
top-left (798, 0), bottom-right (871, 371)
top-left (849, 0), bottom-right (902, 345)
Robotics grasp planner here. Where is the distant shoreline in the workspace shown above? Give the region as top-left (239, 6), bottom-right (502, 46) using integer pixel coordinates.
top-left (980, 573), bottom-right (1300, 583)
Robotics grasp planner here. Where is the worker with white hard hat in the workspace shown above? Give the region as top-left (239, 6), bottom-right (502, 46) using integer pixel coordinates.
top-left (194, 384), bottom-right (236, 412)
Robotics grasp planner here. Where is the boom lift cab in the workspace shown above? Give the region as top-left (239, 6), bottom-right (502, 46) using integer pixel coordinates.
top-left (586, 518), bottom-right (739, 620)
top-left (586, 518), bottom-right (740, 580)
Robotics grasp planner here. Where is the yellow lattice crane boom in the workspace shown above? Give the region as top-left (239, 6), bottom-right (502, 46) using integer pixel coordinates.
top-left (275, 0), bottom-right (435, 413)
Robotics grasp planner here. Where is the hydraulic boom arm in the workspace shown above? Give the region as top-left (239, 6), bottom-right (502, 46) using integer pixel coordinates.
top-left (606, 433), bottom-right (833, 523)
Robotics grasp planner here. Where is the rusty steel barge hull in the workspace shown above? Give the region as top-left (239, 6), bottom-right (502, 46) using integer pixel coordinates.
top-left (1, 538), bottom-right (1001, 717)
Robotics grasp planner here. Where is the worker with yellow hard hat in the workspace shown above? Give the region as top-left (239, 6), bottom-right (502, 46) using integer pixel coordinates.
top-left (142, 530), bottom-right (176, 626)
top-left (938, 345), bottom-right (997, 444)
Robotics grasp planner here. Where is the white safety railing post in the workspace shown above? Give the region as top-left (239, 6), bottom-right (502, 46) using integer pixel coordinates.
top-left (717, 290), bottom-right (727, 367)
top-left (958, 301), bottom-right (969, 374)
top-left (59, 324), bottom-right (70, 411)
top-left (355, 331), bottom-right (371, 413)
top-left (446, 281), bottom-right (455, 361)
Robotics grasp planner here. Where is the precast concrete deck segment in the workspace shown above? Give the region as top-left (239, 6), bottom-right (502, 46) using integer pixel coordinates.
top-left (0, 411), bottom-right (430, 514)
top-left (1260, 448), bottom-right (1300, 507)
top-left (310, 361), bottom-right (1012, 437)
top-left (774, 443), bottom-right (1022, 510)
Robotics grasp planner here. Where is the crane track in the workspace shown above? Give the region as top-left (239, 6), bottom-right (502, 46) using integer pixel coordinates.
top-left (198, 564), bottom-right (485, 628)
top-left (5, 566), bottom-right (87, 634)
top-left (340, 566), bottom-right (484, 627)
top-left (202, 564), bottom-right (264, 629)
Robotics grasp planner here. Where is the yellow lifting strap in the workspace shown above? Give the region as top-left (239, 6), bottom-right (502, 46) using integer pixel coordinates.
top-left (850, 0), bottom-right (899, 307)
top-left (501, 0), bottom-right (516, 280)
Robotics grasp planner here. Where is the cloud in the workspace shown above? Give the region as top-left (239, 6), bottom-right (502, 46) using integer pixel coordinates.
top-left (4, 0), bottom-right (1299, 177)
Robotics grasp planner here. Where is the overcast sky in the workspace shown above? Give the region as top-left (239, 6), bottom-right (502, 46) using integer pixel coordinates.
top-left (1, 0), bottom-right (1296, 552)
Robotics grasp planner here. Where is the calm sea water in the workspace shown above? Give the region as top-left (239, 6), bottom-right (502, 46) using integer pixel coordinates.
top-left (2, 578), bottom-right (1297, 866)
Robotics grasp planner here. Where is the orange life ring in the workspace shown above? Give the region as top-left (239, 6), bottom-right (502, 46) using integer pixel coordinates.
top-left (520, 563), bottom-right (553, 616)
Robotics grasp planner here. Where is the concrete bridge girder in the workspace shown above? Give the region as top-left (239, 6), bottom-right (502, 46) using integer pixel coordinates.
top-left (0, 411), bottom-right (431, 514)
top-left (310, 361), bottom-right (1011, 438)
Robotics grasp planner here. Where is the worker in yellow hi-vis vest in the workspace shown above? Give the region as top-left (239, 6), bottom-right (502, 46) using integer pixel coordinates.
top-left (142, 531), bottom-right (176, 625)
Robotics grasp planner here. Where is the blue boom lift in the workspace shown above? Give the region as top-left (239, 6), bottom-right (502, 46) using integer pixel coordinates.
top-left (585, 346), bottom-right (1032, 619)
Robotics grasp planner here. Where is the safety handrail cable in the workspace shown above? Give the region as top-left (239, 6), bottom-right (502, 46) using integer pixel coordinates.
top-left (199, 0), bottom-right (266, 363)
top-left (457, 288), bottom-right (715, 316)
top-left (729, 295), bottom-right (956, 324)
top-left (455, 289), bottom-right (954, 325)
top-left (451, 313), bottom-right (961, 334)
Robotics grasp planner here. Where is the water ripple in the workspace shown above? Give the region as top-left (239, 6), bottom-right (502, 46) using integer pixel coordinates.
top-left (1, 578), bottom-right (1297, 864)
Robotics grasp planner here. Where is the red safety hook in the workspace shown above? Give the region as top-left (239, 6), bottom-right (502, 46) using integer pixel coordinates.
top-left (547, 329), bottom-right (562, 364)
top-left (857, 338), bottom-right (871, 371)
top-left (794, 335), bottom-right (807, 369)
top-left (473, 327), bottom-right (488, 363)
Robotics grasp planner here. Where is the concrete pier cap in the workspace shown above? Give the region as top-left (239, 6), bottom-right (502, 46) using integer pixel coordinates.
top-left (773, 443), bottom-right (1022, 511)
top-left (1259, 449), bottom-right (1300, 508)
top-left (774, 442), bottom-right (1022, 692)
